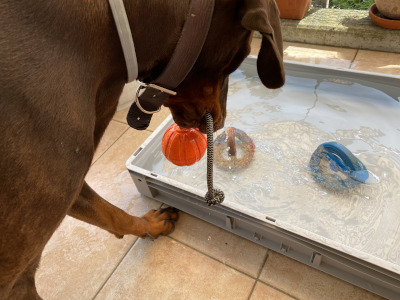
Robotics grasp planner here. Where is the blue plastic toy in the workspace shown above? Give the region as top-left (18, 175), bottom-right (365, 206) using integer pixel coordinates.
top-left (310, 142), bottom-right (369, 190)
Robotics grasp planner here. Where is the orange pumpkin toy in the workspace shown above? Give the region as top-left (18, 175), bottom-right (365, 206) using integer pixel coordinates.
top-left (162, 123), bottom-right (207, 166)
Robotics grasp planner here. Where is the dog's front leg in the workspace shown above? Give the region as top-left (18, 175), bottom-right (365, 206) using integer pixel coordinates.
top-left (68, 182), bottom-right (179, 239)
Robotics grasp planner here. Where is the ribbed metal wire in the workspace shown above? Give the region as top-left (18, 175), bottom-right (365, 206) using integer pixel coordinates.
top-left (204, 112), bottom-right (225, 206)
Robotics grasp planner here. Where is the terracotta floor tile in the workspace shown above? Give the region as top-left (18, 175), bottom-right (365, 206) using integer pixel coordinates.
top-left (250, 282), bottom-right (295, 300)
top-left (170, 213), bottom-right (268, 277)
top-left (112, 107), bottom-right (129, 124)
top-left (259, 251), bottom-right (384, 300)
top-left (36, 216), bottom-right (137, 300)
top-left (251, 39), bottom-right (357, 68)
top-left (92, 120), bottom-right (129, 163)
top-left (85, 128), bottom-right (161, 214)
top-left (250, 37), bottom-right (262, 56)
top-left (282, 42), bottom-right (357, 68)
top-left (145, 106), bottom-right (171, 132)
top-left (95, 237), bottom-right (255, 300)
top-left (351, 50), bottom-right (400, 75)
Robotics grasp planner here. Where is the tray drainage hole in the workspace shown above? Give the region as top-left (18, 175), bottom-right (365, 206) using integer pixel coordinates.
top-left (265, 216), bottom-right (276, 223)
top-left (133, 147), bottom-right (143, 156)
top-left (150, 173), bottom-right (158, 177)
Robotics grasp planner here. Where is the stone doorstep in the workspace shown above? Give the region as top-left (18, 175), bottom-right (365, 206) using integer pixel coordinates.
top-left (254, 8), bottom-right (400, 54)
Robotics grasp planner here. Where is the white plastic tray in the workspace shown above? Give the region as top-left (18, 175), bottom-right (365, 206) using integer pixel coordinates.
top-left (126, 58), bottom-right (400, 298)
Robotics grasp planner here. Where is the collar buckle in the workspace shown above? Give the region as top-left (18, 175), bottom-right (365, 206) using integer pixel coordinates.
top-left (134, 82), bottom-right (177, 115)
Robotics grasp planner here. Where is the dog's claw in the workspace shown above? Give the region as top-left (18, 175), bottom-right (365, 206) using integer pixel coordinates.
top-left (140, 206), bottom-right (179, 239)
top-left (142, 233), bottom-right (156, 241)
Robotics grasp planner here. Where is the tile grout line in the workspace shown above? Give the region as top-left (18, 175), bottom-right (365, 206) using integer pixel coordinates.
top-left (111, 118), bottom-right (127, 125)
top-left (246, 249), bottom-right (269, 300)
top-left (90, 126), bottom-right (130, 166)
top-left (258, 281), bottom-right (300, 300)
top-left (91, 204), bottom-right (165, 299)
top-left (90, 125), bottom-right (155, 167)
top-left (248, 249), bottom-right (301, 300)
top-left (349, 48), bottom-right (360, 70)
top-left (91, 236), bottom-right (142, 300)
top-left (247, 249), bottom-right (300, 300)
top-left (166, 235), bottom-right (258, 281)
top-left (168, 234), bottom-right (299, 299)
top-left (255, 249), bottom-right (300, 300)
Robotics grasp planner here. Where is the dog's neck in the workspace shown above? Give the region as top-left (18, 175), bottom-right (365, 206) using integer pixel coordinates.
top-left (121, 0), bottom-right (190, 82)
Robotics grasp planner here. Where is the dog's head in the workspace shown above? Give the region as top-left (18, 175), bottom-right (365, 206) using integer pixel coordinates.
top-left (134, 0), bottom-right (285, 133)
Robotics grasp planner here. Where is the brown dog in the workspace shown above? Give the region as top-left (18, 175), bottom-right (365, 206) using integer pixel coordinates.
top-left (0, 0), bottom-right (284, 298)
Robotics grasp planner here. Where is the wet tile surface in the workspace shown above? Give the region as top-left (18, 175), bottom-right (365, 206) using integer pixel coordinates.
top-left (170, 213), bottom-right (268, 278)
top-left (85, 128), bottom-right (161, 214)
top-left (36, 216), bottom-right (137, 300)
top-left (351, 50), bottom-right (400, 75)
top-left (282, 41), bottom-right (357, 68)
top-left (92, 120), bottom-right (128, 163)
top-left (250, 282), bottom-right (295, 300)
top-left (251, 39), bottom-right (357, 68)
top-left (112, 107), bottom-right (129, 124)
top-left (95, 237), bottom-right (255, 300)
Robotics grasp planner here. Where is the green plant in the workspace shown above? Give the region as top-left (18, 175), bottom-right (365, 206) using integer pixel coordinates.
top-left (329, 0), bottom-right (374, 10)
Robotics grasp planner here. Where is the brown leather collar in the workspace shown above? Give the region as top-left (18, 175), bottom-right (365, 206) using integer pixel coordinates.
top-left (126, 0), bottom-right (215, 130)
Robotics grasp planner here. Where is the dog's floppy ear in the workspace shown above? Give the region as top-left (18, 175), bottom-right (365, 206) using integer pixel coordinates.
top-left (241, 0), bottom-right (285, 88)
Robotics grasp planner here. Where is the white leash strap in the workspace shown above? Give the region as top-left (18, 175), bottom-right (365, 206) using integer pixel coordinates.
top-left (109, 0), bottom-right (138, 82)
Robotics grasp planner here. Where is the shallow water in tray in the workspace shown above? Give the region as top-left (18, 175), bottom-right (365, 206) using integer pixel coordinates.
top-left (148, 63), bottom-right (400, 266)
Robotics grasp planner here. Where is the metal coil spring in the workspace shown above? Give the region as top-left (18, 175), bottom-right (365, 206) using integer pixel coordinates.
top-left (204, 112), bottom-right (225, 206)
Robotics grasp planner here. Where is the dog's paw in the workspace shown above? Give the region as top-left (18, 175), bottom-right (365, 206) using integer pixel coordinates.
top-left (140, 207), bottom-right (179, 239)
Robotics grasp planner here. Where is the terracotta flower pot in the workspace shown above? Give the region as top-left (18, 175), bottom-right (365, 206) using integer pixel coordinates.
top-left (375, 0), bottom-right (400, 20)
top-left (275, 0), bottom-right (312, 20)
top-left (370, 3), bottom-right (400, 30)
